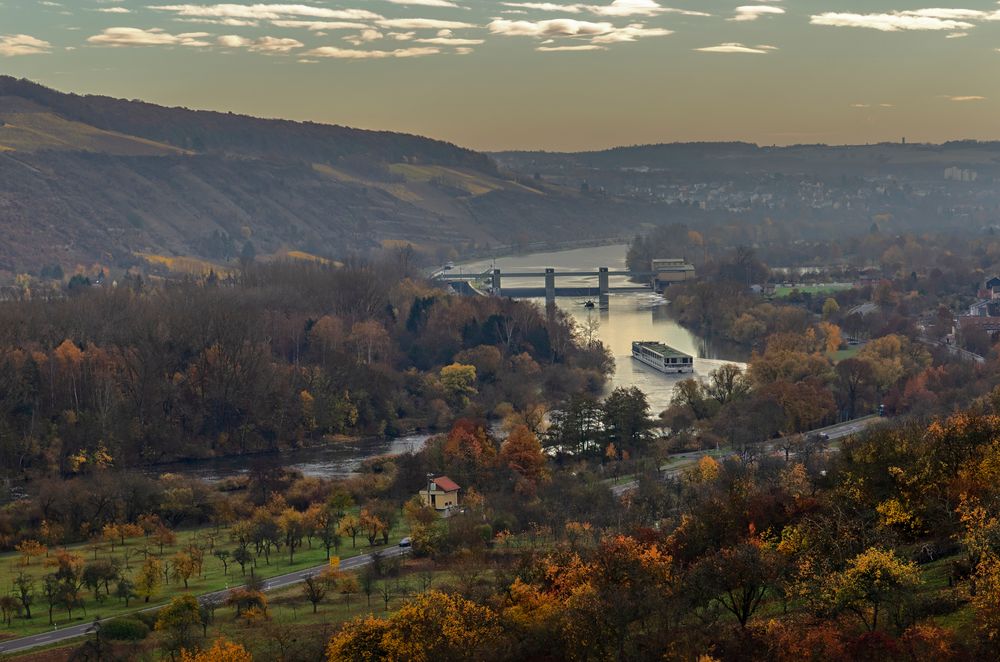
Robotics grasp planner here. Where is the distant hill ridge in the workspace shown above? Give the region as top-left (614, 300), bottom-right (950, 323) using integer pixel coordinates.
top-left (0, 78), bottom-right (663, 276)
top-left (0, 76), bottom-right (494, 170)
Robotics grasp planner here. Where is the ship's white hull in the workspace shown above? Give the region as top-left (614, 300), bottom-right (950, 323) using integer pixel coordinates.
top-left (632, 350), bottom-right (694, 374)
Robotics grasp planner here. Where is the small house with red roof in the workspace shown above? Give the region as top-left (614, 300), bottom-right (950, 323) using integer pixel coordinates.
top-left (420, 475), bottom-right (461, 513)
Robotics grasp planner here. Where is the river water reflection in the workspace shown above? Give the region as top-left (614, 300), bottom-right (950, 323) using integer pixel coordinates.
top-left (458, 244), bottom-right (749, 414)
top-left (143, 432), bottom-right (432, 483)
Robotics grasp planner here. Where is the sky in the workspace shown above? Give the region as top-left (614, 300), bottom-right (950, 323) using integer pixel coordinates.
top-left (1, 0), bottom-right (999, 151)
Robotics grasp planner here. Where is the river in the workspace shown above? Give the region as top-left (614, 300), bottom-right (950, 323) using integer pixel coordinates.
top-left (458, 243), bottom-right (748, 414)
top-left (141, 432), bottom-right (433, 483)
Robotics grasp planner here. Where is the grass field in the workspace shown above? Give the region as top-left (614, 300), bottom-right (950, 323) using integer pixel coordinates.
top-left (136, 253), bottom-right (231, 277)
top-left (828, 346), bottom-right (861, 363)
top-left (772, 283), bottom-right (854, 298)
top-left (387, 163), bottom-right (546, 197)
top-left (0, 517), bottom-right (408, 640)
top-left (0, 110), bottom-right (185, 156)
top-left (7, 558), bottom-right (480, 660)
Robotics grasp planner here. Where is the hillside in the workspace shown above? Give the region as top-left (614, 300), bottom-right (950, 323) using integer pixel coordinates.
top-left (0, 77), bottom-right (659, 275)
top-left (494, 141), bottom-right (1000, 180)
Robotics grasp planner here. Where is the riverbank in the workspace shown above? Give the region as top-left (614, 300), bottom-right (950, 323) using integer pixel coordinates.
top-left (453, 235), bottom-right (633, 267)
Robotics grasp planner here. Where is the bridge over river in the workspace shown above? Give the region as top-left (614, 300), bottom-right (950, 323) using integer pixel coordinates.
top-left (435, 267), bottom-right (656, 303)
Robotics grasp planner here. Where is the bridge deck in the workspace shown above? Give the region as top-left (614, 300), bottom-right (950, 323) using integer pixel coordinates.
top-left (439, 270), bottom-right (655, 280)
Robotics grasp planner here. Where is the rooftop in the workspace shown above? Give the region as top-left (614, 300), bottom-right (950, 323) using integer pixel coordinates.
top-left (432, 476), bottom-right (461, 492)
top-left (633, 341), bottom-right (692, 359)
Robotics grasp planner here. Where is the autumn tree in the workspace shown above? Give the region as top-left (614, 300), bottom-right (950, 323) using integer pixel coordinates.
top-left (279, 508), bottom-right (306, 564)
top-left (302, 573), bottom-right (329, 613)
top-left (833, 547), bottom-right (920, 632)
top-left (440, 363), bottom-right (477, 409)
top-left (499, 424), bottom-right (547, 487)
top-left (359, 509), bottom-right (387, 547)
top-left (602, 386), bottom-right (653, 459)
top-left (13, 572), bottom-right (35, 619)
top-left (381, 591), bottom-right (501, 661)
top-left (180, 637), bottom-right (253, 662)
top-left (15, 539), bottom-right (47, 567)
top-left (214, 549), bottom-right (231, 575)
top-left (157, 594), bottom-right (203, 658)
top-left (822, 297), bottom-right (841, 320)
top-left (836, 358), bottom-right (876, 419)
top-left (0, 596), bottom-right (21, 626)
top-left (694, 534), bottom-right (782, 628)
top-left (705, 363), bottom-right (751, 406)
top-left (172, 551), bottom-right (198, 589)
top-left (326, 615), bottom-right (391, 661)
top-left (339, 514), bottom-right (362, 549)
top-left (136, 556), bottom-right (163, 603)
top-left (153, 525), bottom-right (177, 554)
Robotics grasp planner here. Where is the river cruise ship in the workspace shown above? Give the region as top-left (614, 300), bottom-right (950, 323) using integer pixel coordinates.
top-left (631, 341), bottom-right (694, 374)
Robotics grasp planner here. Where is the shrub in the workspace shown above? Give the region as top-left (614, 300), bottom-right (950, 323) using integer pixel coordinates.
top-left (102, 617), bottom-right (150, 641)
top-left (134, 611), bottom-right (159, 629)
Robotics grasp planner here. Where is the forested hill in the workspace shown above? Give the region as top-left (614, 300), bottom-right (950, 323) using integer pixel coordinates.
top-left (0, 77), bottom-right (660, 276)
top-left (495, 140), bottom-right (1000, 179)
top-left (0, 76), bottom-right (493, 169)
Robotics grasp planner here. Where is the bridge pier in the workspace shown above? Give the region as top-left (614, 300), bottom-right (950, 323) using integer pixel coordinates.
top-left (598, 267), bottom-right (609, 295)
top-left (492, 269), bottom-right (501, 295)
top-left (545, 268), bottom-right (555, 304)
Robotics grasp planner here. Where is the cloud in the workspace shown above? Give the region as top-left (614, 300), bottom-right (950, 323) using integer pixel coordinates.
top-left (731, 5), bottom-right (784, 22)
top-left (217, 34), bottom-right (303, 51)
top-left (536, 43), bottom-right (604, 50)
top-left (503, 2), bottom-right (584, 12)
top-left (270, 20), bottom-right (369, 30)
top-left (382, 0), bottom-right (460, 6)
top-left (96, 6), bottom-right (131, 13)
top-left (810, 12), bottom-right (976, 32)
top-left (590, 23), bottom-right (671, 42)
top-left (488, 16), bottom-right (671, 46)
top-left (304, 45), bottom-right (440, 57)
top-left (0, 34), bottom-right (52, 56)
top-left (488, 18), bottom-right (615, 37)
top-left (375, 17), bottom-right (476, 29)
top-left (695, 42), bottom-right (774, 54)
top-left (174, 17), bottom-right (260, 25)
top-left (947, 95), bottom-right (985, 101)
top-left (87, 27), bottom-right (212, 47)
top-left (588, 0), bottom-right (671, 17)
top-left (217, 34), bottom-right (250, 46)
top-left (945, 31), bottom-right (968, 38)
top-left (905, 8), bottom-right (996, 20)
top-left (151, 4), bottom-right (384, 22)
top-left (501, 0), bottom-right (709, 17)
top-left (414, 36), bottom-right (484, 44)
top-left (344, 28), bottom-right (383, 45)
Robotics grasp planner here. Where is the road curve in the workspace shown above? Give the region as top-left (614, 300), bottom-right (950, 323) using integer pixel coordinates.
top-left (0, 546), bottom-right (410, 656)
top-left (610, 415), bottom-right (883, 497)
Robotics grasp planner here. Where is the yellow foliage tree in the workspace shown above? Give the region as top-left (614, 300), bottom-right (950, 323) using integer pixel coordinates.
top-left (180, 638), bottom-right (253, 662)
top-left (381, 590), bottom-right (501, 662)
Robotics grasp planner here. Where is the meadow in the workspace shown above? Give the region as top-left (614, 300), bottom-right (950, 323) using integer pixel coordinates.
top-left (0, 517), bottom-right (408, 640)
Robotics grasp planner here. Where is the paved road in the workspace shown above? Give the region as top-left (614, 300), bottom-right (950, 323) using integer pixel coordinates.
top-left (0, 546), bottom-right (410, 656)
top-left (610, 415), bottom-right (883, 497)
